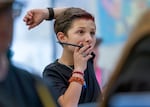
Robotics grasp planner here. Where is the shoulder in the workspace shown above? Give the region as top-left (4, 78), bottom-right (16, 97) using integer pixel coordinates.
top-left (43, 60), bottom-right (62, 76)
top-left (10, 64), bottom-right (59, 106)
top-left (45, 59), bottom-right (61, 70)
top-left (43, 60), bottom-right (59, 72)
top-left (11, 64), bottom-right (33, 76)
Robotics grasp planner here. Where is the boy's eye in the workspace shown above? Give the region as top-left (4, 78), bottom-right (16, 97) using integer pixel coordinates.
top-left (91, 31), bottom-right (95, 36)
top-left (78, 30), bottom-right (84, 34)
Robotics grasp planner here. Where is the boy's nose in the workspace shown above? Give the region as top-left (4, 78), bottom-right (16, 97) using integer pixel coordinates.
top-left (85, 34), bottom-right (93, 44)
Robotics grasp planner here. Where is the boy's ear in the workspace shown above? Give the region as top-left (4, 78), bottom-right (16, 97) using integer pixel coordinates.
top-left (57, 32), bottom-right (67, 42)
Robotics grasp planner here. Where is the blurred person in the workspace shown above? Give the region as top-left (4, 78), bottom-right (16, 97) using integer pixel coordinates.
top-left (93, 38), bottom-right (102, 87)
top-left (24, 7), bottom-right (101, 107)
top-left (0, 0), bottom-right (57, 107)
top-left (93, 37), bottom-right (111, 93)
top-left (100, 9), bottom-right (150, 107)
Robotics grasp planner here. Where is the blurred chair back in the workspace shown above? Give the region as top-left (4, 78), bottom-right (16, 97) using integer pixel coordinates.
top-left (100, 9), bottom-right (150, 107)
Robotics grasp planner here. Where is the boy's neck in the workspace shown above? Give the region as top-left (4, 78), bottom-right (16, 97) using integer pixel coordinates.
top-left (59, 50), bottom-right (74, 66)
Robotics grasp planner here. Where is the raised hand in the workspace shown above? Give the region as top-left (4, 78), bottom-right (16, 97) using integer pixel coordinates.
top-left (23, 9), bottom-right (49, 29)
top-left (73, 43), bottom-right (93, 73)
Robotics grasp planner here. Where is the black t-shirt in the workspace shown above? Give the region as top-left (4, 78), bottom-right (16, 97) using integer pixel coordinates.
top-left (0, 63), bottom-right (56, 107)
top-left (43, 54), bottom-right (101, 104)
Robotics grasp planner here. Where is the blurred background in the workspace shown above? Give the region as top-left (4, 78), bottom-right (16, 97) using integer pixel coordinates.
top-left (11, 0), bottom-right (150, 82)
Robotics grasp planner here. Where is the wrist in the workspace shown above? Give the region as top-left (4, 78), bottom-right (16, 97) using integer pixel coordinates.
top-left (44, 8), bottom-right (49, 20)
top-left (72, 73), bottom-right (83, 79)
top-left (45, 8), bottom-right (54, 20)
top-left (74, 68), bottom-right (84, 73)
top-left (71, 70), bottom-right (84, 79)
top-left (73, 70), bottom-right (84, 77)
top-left (69, 76), bottom-right (84, 86)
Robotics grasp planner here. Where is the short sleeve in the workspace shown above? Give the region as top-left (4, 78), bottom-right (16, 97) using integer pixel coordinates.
top-left (43, 67), bottom-right (69, 100)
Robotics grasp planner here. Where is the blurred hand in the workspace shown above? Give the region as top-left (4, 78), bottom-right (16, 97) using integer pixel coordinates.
top-left (23, 9), bottom-right (49, 29)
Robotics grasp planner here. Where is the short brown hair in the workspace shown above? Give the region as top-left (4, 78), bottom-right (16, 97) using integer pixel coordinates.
top-left (54, 7), bottom-right (95, 36)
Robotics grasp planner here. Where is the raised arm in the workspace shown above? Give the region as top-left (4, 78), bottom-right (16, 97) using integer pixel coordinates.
top-left (23, 8), bottom-right (67, 29)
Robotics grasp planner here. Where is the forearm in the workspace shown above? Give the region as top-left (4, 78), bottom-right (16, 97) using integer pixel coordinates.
top-left (53, 7), bottom-right (67, 19)
top-left (45, 7), bottom-right (67, 20)
top-left (58, 74), bottom-right (83, 107)
top-left (23, 7), bottom-right (68, 29)
top-left (59, 83), bottom-right (82, 107)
